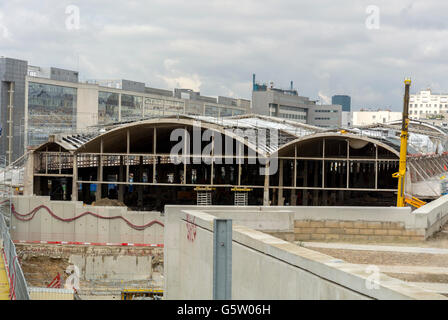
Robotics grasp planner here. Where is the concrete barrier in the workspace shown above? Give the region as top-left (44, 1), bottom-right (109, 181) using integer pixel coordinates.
top-left (10, 196), bottom-right (164, 245)
top-left (413, 195), bottom-right (448, 238)
top-left (171, 202), bottom-right (448, 241)
top-left (29, 287), bottom-right (74, 300)
top-left (164, 205), bottom-right (447, 300)
top-left (17, 243), bottom-right (162, 284)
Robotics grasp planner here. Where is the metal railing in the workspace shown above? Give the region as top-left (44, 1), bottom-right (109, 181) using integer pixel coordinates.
top-left (0, 201), bottom-right (30, 300)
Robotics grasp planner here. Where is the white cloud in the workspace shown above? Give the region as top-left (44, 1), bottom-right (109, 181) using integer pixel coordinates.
top-left (0, 11), bottom-right (10, 39)
top-left (0, 0), bottom-right (447, 109)
top-left (160, 74), bottom-right (202, 91)
top-left (318, 91), bottom-right (331, 105)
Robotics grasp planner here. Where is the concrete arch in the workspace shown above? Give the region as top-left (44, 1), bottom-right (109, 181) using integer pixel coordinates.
top-left (387, 119), bottom-right (447, 135)
top-left (76, 117), bottom-right (266, 156)
top-left (273, 132), bottom-right (400, 158)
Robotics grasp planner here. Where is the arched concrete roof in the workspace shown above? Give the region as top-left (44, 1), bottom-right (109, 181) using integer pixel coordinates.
top-left (273, 132), bottom-right (400, 158)
top-left (32, 116), bottom-right (406, 159)
top-left (76, 117), bottom-right (268, 156)
top-left (386, 119), bottom-right (448, 135)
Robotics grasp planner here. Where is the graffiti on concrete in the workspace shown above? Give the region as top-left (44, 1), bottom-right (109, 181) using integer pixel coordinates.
top-left (186, 214), bottom-right (197, 242)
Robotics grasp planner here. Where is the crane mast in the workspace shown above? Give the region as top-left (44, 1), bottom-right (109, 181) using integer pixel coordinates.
top-left (395, 79), bottom-right (411, 207)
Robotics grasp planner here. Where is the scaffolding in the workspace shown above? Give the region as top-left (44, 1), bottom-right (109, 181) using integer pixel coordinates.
top-left (232, 188), bottom-right (252, 206)
top-left (195, 187), bottom-right (215, 206)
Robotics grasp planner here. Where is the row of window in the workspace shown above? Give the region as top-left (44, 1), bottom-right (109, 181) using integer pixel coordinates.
top-left (314, 117), bottom-right (331, 121)
top-left (315, 109), bottom-right (338, 113)
top-left (409, 110), bottom-right (444, 115)
top-left (279, 105), bottom-right (307, 112)
top-left (98, 92), bottom-right (245, 124)
top-left (28, 82), bottom-right (77, 146)
top-left (27, 84), bottom-right (247, 146)
top-left (280, 113), bottom-right (306, 120)
top-left (410, 104), bottom-right (448, 108)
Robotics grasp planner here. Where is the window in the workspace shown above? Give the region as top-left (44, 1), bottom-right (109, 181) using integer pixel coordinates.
top-left (205, 105), bottom-right (219, 117)
top-left (98, 91), bottom-right (119, 124)
top-left (219, 107), bottom-right (233, 117)
top-left (27, 82), bottom-right (77, 146)
top-left (144, 98), bottom-right (184, 116)
top-left (121, 94), bottom-right (143, 120)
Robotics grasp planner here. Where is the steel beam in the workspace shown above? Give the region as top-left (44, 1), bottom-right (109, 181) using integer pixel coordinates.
top-left (213, 219), bottom-right (232, 300)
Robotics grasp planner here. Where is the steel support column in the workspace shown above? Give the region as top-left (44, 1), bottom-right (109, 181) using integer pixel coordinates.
top-left (213, 219), bottom-right (232, 300)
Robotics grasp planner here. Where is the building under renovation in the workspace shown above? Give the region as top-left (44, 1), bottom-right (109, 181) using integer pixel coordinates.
top-left (22, 114), bottom-right (448, 211)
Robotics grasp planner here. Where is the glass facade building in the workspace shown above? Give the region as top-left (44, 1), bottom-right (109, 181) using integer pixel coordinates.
top-left (205, 105), bottom-right (219, 117)
top-left (332, 95), bottom-right (351, 112)
top-left (27, 82), bottom-right (77, 146)
top-left (98, 91), bottom-right (119, 124)
top-left (144, 97), bottom-right (185, 117)
top-left (121, 94), bottom-right (143, 121)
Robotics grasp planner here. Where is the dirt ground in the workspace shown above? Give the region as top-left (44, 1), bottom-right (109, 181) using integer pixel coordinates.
top-left (20, 256), bottom-right (71, 287)
top-left (91, 198), bottom-right (127, 208)
top-left (309, 247), bottom-right (448, 268)
top-left (17, 244), bottom-right (163, 299)
top-left (384, 273), bottom-right (448, 283)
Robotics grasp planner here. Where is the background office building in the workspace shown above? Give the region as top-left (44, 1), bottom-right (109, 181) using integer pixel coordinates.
top-left (0, 57), bottom-right (28, 164)
top-left (0, 57), bottom-right (251, 162)
top-left (352, 109), bottom-right (402, 126)
top-left (251, 74), bottom-right (342, 128)
top-left (410, 89), bottom-right (448, 120)
top-left (332, 95), bottom-right (351, 112)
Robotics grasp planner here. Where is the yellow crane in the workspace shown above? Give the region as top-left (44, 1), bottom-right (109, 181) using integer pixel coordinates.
top-left (393, 79), bottom-right (412, 207)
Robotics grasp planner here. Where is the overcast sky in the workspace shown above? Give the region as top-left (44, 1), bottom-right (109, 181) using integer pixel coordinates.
top-left (0, 0), bottom-right (447, 110)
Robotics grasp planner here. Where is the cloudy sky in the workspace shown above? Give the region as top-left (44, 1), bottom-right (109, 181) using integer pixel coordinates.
top-left (0, 0), bottom-right (447, 110)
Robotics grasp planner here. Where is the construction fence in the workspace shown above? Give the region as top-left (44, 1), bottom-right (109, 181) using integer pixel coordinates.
top-left (1, 200), bottom-right (30, 300)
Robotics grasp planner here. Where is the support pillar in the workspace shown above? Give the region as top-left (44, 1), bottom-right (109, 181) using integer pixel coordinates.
top-left (118, 156), bottom-right (124, 203)
top-left (278, 159), bottom-right (284, 205)
top-left (313, 162), bottom-right (319, 206)
top-left (138, 156), bottom-right (143, 207)
top-left (153, 127), bottom-right (157, 183)
top-left (213, 219), bottom-right (232, 300)
top-left (96, 138), bottom-right (103, 201)
top-left (263, 163), bottom-right (270, 206)
top-left (71, 153), bottom-right (78, 201)
top-left (290, 161), bottom-right (296, 206)
top-left (23, 151), bottom-right (34, 196)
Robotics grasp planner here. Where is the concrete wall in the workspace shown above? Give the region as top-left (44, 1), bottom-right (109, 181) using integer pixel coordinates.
top-left (352, 110), bottom-right (402, 126)
top-left (77, 84), bottom-right (99, 129)
top-left (413, 195), bottom-right (448, 238)
top-left (182, 204), bottom-right (447, 240)
top-left (164, 205), bottom-right (446, 300)
top-left (11, 196), bottom-right (164, 244)
top-left (308, 104), bottom-right (342, 128)
top-left (70, 250), bottom-right (153, 281)
top-left (292, 220), bottom-right (425, 242)
top-left (18, 243), bottom-right (162, 284)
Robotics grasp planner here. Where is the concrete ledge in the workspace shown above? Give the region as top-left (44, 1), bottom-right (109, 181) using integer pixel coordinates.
top-left (165, 205), bottom-right (447, 300)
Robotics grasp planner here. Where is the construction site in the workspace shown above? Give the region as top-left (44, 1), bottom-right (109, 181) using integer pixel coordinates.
top-left (2, 80), bottom-right (448, 299)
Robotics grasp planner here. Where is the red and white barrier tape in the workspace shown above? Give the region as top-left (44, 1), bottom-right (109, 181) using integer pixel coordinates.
top-left (13, 240), bottom-right (163, 247)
